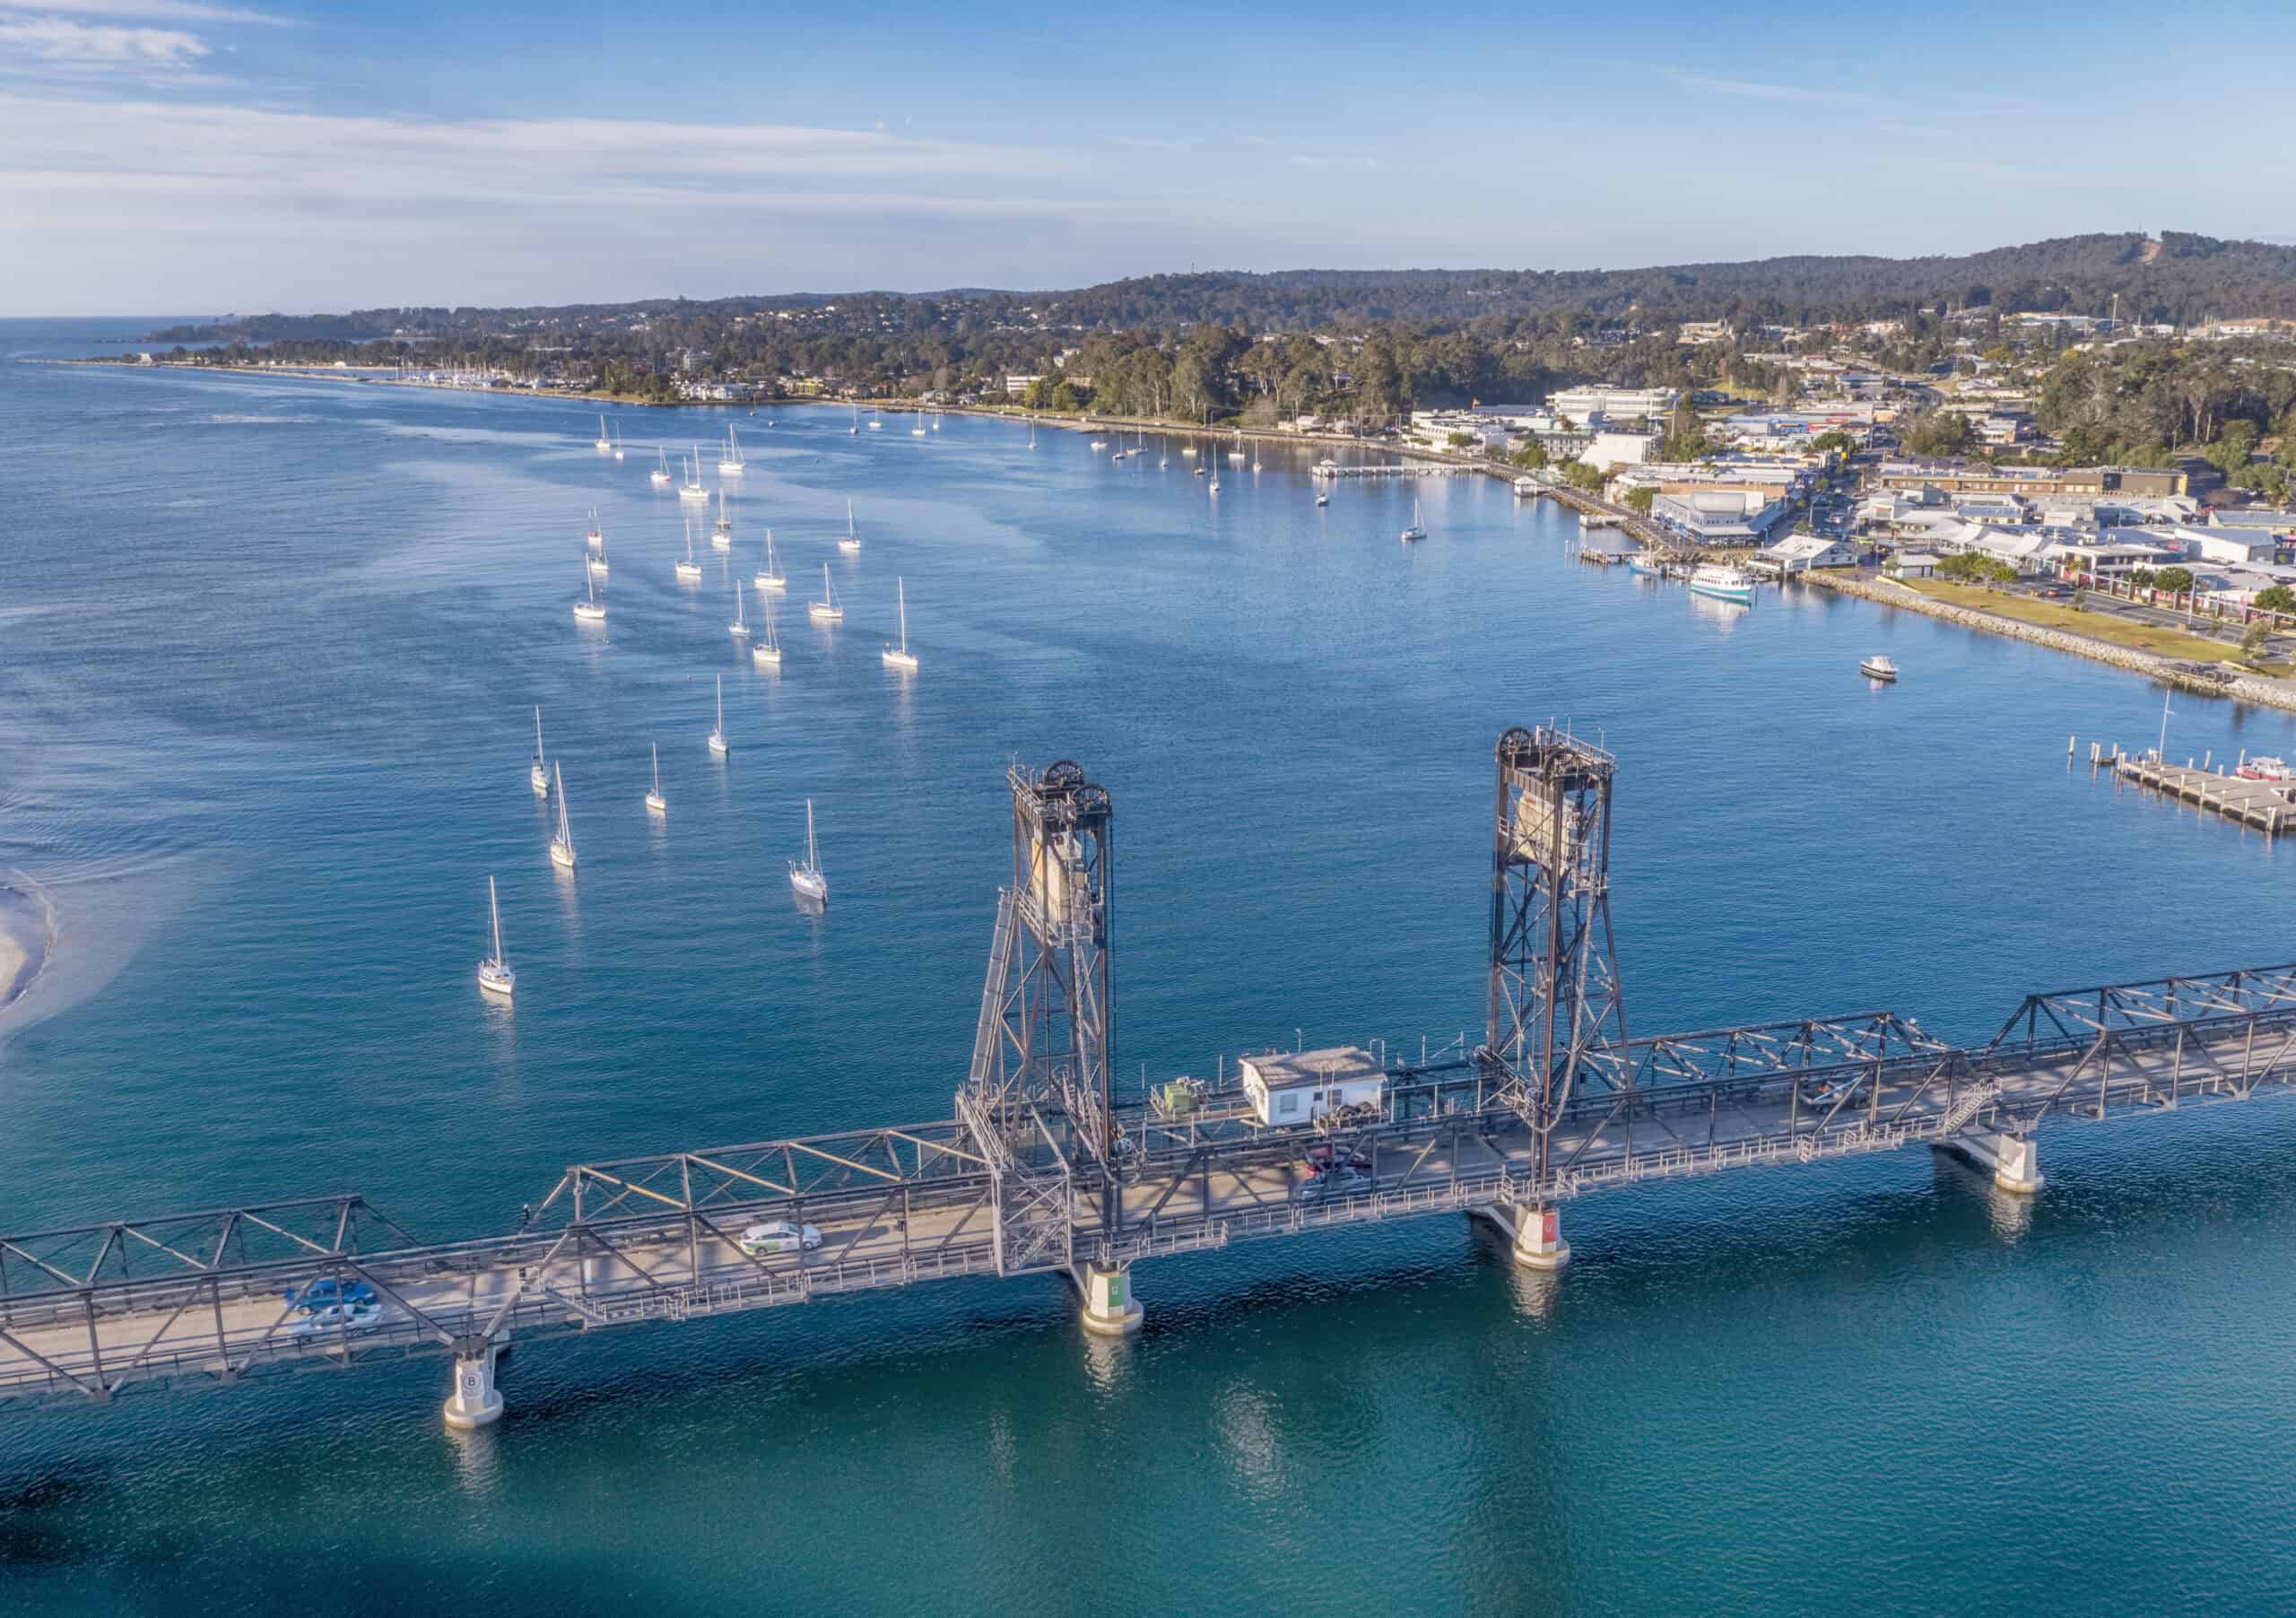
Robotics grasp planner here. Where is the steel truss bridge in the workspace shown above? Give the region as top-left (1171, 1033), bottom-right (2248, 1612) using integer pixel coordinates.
top-left (4, 739), bottom-right (2294, 1420)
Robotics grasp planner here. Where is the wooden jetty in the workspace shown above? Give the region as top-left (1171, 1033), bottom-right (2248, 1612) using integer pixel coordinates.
top-left (2113, 751), bottom-right (2293, 835)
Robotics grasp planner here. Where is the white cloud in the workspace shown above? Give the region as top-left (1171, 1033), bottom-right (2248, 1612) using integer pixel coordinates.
top-left (0, 16), bottom-right (209, 63)
top-left (1, 0), bottom-right (285, 22)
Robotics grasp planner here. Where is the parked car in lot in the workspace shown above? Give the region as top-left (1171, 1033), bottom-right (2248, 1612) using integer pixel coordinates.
top-left (740, 1219), bottom-right (823, 1257)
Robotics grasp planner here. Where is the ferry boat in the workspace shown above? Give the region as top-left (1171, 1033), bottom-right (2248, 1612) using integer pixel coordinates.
top-left (2238, 756), bottom-right (2295, 781)
top-left (1860, 655), bottom-right (1899, 682)
top-left (881, 578), bottom-right (918, 671)
top-left (789, 799), bottom-right (828, 903)
top-left (477, 876), bottom-right (515, 997)
top-left (1688, 563), bottom-right (1753, 605)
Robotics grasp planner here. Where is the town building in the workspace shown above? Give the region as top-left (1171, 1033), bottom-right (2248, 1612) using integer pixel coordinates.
top-left (1875, 459), bottom-right (2189, 498)
top-left (1648, 490), bottom-right (1791, 546)
top-left (1546, 386), bottom-right (1679, 425)
top-left (1752, 535), bottom-right (1858, 576)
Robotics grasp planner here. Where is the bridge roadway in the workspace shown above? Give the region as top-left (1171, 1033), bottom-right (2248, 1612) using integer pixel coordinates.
top-left (4, 963), bottom-right (2293, 1415)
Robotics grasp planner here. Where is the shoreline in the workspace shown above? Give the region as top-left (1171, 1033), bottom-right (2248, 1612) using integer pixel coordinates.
top-left (1801, 570), bottom-right (2296, 715)
top-left (0, 876), bottom-right (56, 1017)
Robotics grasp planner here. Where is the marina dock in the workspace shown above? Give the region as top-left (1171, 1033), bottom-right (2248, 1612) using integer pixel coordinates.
top-left (2113, 751), bottom-right (2293, 835)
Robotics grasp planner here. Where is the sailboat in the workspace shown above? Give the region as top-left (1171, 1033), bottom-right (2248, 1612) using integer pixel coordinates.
top-left (586, 508), bottom-right (604, 552)
top-left (867, 407), bottom-right (882, 431)
top-left (754, 528), bottom-right (787, 592)
top-left (850, 404), bottom-right (860, 436)
top-left (477, 875), bottom-right (515, 997)
top-left (676, 518), bottom-right (702, 582)
top-left (839, 500), bottom-right (861, 554)
top-left (752, 598), bottom-right (782, 667)
top-left (881, 578), bottom-right (918, 670)
top-left (788, 798), bottom-right (828, 902)
top-left (933, 412), bottom-right (943, 431)
top-left (651, 445), bottom-right (673, 486)
top-left (548, 764), bottom-right (577, 868)
top-left (1400, 500), bottom-right (1427, 543)
top-left (808, 562), bottom-right (843, 622)
top-left (719, 426), bottom-right (746, 475)
top-left (1316, 484), bottom-right (1330, 508)
top-left (909, 407), bottom-right (926, 438)
top-left (1228, 429), bottom-right (1247, 465)
top-left (645, 743), bottom-right (667, 815)
top-left (729, 580), bottom-right (750, 639)
top-left (587, 532), bottom-right (608, 578)
top-left (680, 447), bottom-right (709, 502)
top-left (573, 563), bottom-right (606, 621)
top-left (708, 675), bottom-right (729, 756)
top-left (1208, 454), bottom-right (1221, 493)
top-left (712, 489), bottom-right (733, 550)
top-left (529, 708), bottom-right (550, 796)
top-left (613, 423), bottom-right (626, 462)
top-left (1028, 418), bottom-right (1037, 450)
top-left (593, 413), bottom-right (611, 453)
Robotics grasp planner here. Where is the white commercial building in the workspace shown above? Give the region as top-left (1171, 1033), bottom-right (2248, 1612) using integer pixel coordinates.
top-left (1547, 386), bottom-right (1680, 425)
top-left (1239, 1048), bottom-right (1387, 1127)
top-left (1577, 431), bottom-right (1659, 471)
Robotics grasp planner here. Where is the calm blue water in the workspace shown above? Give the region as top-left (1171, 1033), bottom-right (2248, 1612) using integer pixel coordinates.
top-left (4, 318), bottom-right (2295, 1614)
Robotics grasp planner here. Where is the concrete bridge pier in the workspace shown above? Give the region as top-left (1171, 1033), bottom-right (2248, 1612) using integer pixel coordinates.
top-left (1075, 1263), bottom-right (1144, 1336)
top-left (1944, 1130), bottom-right (2045, 1196)
top-left (443, 1341), bottom-right (504, 1431)
top-left (1475, 1204), bottom-right (1571, 1270)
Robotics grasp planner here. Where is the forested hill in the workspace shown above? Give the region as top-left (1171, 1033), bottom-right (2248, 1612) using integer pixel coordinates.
top-left (147, 232), bottom-right (2296, 344)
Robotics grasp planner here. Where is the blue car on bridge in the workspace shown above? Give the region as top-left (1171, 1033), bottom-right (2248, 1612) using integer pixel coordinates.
top-left (282, 1277), bottom-right (378, 1313)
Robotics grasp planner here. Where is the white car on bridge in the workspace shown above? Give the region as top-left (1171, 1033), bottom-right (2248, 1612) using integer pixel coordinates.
top-left (740, 1220), bottom-right (822, 1257)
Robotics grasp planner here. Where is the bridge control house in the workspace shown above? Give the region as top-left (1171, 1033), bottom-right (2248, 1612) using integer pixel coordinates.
top-left (1239, 1047), bottom-right (1387, 1127)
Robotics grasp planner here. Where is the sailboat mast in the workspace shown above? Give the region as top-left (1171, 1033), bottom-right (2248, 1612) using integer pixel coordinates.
top-left (806, 799), bottom-right (818, 870)
top-left (898, 578), bottom-right (908, 650)
top-left (489, 876), bottom-right (503, 961)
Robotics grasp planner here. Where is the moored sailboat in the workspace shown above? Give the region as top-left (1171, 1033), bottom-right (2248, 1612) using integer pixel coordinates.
top-left (548, 764), bottom-right (577, 868)
top-left (881, 577), bottom-right (918, 671)
top-left (788, 798), bottom-right (827, 902)
top-left (477, 875), bottom-right (515, 996)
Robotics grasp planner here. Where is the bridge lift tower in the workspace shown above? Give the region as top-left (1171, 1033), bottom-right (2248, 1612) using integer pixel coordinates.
top-left (1481, 725), bottom-right (1631, 1268)
top-left (959, 760), bottom-right (1136, 1327)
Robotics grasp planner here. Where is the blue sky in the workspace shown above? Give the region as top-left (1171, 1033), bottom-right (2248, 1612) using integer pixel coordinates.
top-left (3, 0), bottom-right (2292, 314)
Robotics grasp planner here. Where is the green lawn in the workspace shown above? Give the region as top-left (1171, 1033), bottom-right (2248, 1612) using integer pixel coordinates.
top-left (1896, 578), bottom-right (2283, 671)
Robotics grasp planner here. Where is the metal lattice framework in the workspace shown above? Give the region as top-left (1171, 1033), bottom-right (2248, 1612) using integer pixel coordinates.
top-left (1483, 726), bottom-right (1631, 1147)
top-left (1991, 962), bottom-right (2296, 1048)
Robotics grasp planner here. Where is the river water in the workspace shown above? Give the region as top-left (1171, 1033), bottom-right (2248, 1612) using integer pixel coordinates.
top-left (3, 319), bottom-right (2294, 1614)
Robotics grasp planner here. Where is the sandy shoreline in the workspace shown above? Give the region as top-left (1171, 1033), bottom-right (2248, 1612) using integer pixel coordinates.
top-left (0, 879), bottom-right (55, 1014)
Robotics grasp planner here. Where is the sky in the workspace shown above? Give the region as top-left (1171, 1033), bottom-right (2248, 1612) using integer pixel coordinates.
top-left (3, 0), bottom-right (2293, 315)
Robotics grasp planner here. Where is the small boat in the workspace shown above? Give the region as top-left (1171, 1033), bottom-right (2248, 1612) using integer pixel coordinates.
top-left (1090, 438), bottom-right (1108, 450)
top-left (1860, 655), bottom-right (1899, 682)
top-left (1027, 419), bottom-right (1037, 450)
top-left (718, 426), bottom-right (746, 475)
top-left (1400, 500), bottom-right (1426, 543)
top-left (729, 581), bottom-right (750, 639)
top-left (755, 529), bottom-right (787, 593)
top-left (679, 447), bottom-right (709, 502)
top-left (573, 565), bottom-right (606, 622)
top-left (613, 424), bottom-right (626, 462)
top-left (752, 600), bottom-right (782, 667)
top-left (675, 519), bottom-right (702, 582)
top-left (1228, 430), bottom-right (1247, 465)
top-left (548, 763), bottom-right (577, 868)
top-left (882, 577), bottom-right (918, 671)
top-left (839, 500), bottom-right (861, 554)
top-left (850, 404), bottom-right (860, 436)
top-left (709, 675), bottom-right (729, 757)
top-left (593, 413), bottom-right (611, 453)
top-left (1626, 552), bottom-right (1664, 577)
top-left (645, 742), bottom-right (667, 814)
top-left (650, 446), bottom-right (673, 486)
top-left (587, 534), bottom-right (608, 578)
top-left (1180, 443), bottom-right (1196, 457)
top-left (2238, 755), bottom-right (2295, 781)
top-left (477, 875), bottom-right (515, 996)
top-left (1315, 487), bottom-right (1329, 507)
top-left (910, 408), bottom-right (926, 438)
top-left (934, 413), bottom-right (943, 431)
top-left (529, 707), bottom-right (550, 796)
top-left (586, 508), bottom-right (604, 552)
top-left (809, 562), bottom-right (844, 622)
top-left (789, 798), bottom-right (828, 903)
top-left (1688, 563), bottom-right (1753, 605)
top-left (867, 410), bottom-right (882, 431)
top-left (712, 489), bottom-right (733, 549)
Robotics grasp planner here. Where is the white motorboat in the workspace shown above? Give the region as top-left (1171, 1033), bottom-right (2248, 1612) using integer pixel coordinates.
top-left (789, 798), bottom-right (828, 902)
top-left (808, 562), bottom-right (843, 622)
top-left (709, 675), bottom-right (729, 756)
top-left (529, 707), bottom-right (549, 796)
top-left (839, 500), bottom-right (861, 554)
top-left (754, 528), bottom-right (787, 593)
top-left (548, 764), bottom-right (577, 868)
top-left (1689, 563), bottom-right (1754, 605)
top-left (477, 875), bottom-right (515, 996)
top-left (1860, 655), bottom-right (1899, 682)
top-left (881, 577), bottom-right (918, 671)
top-left (645, 742), bottom-right (667, 814)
